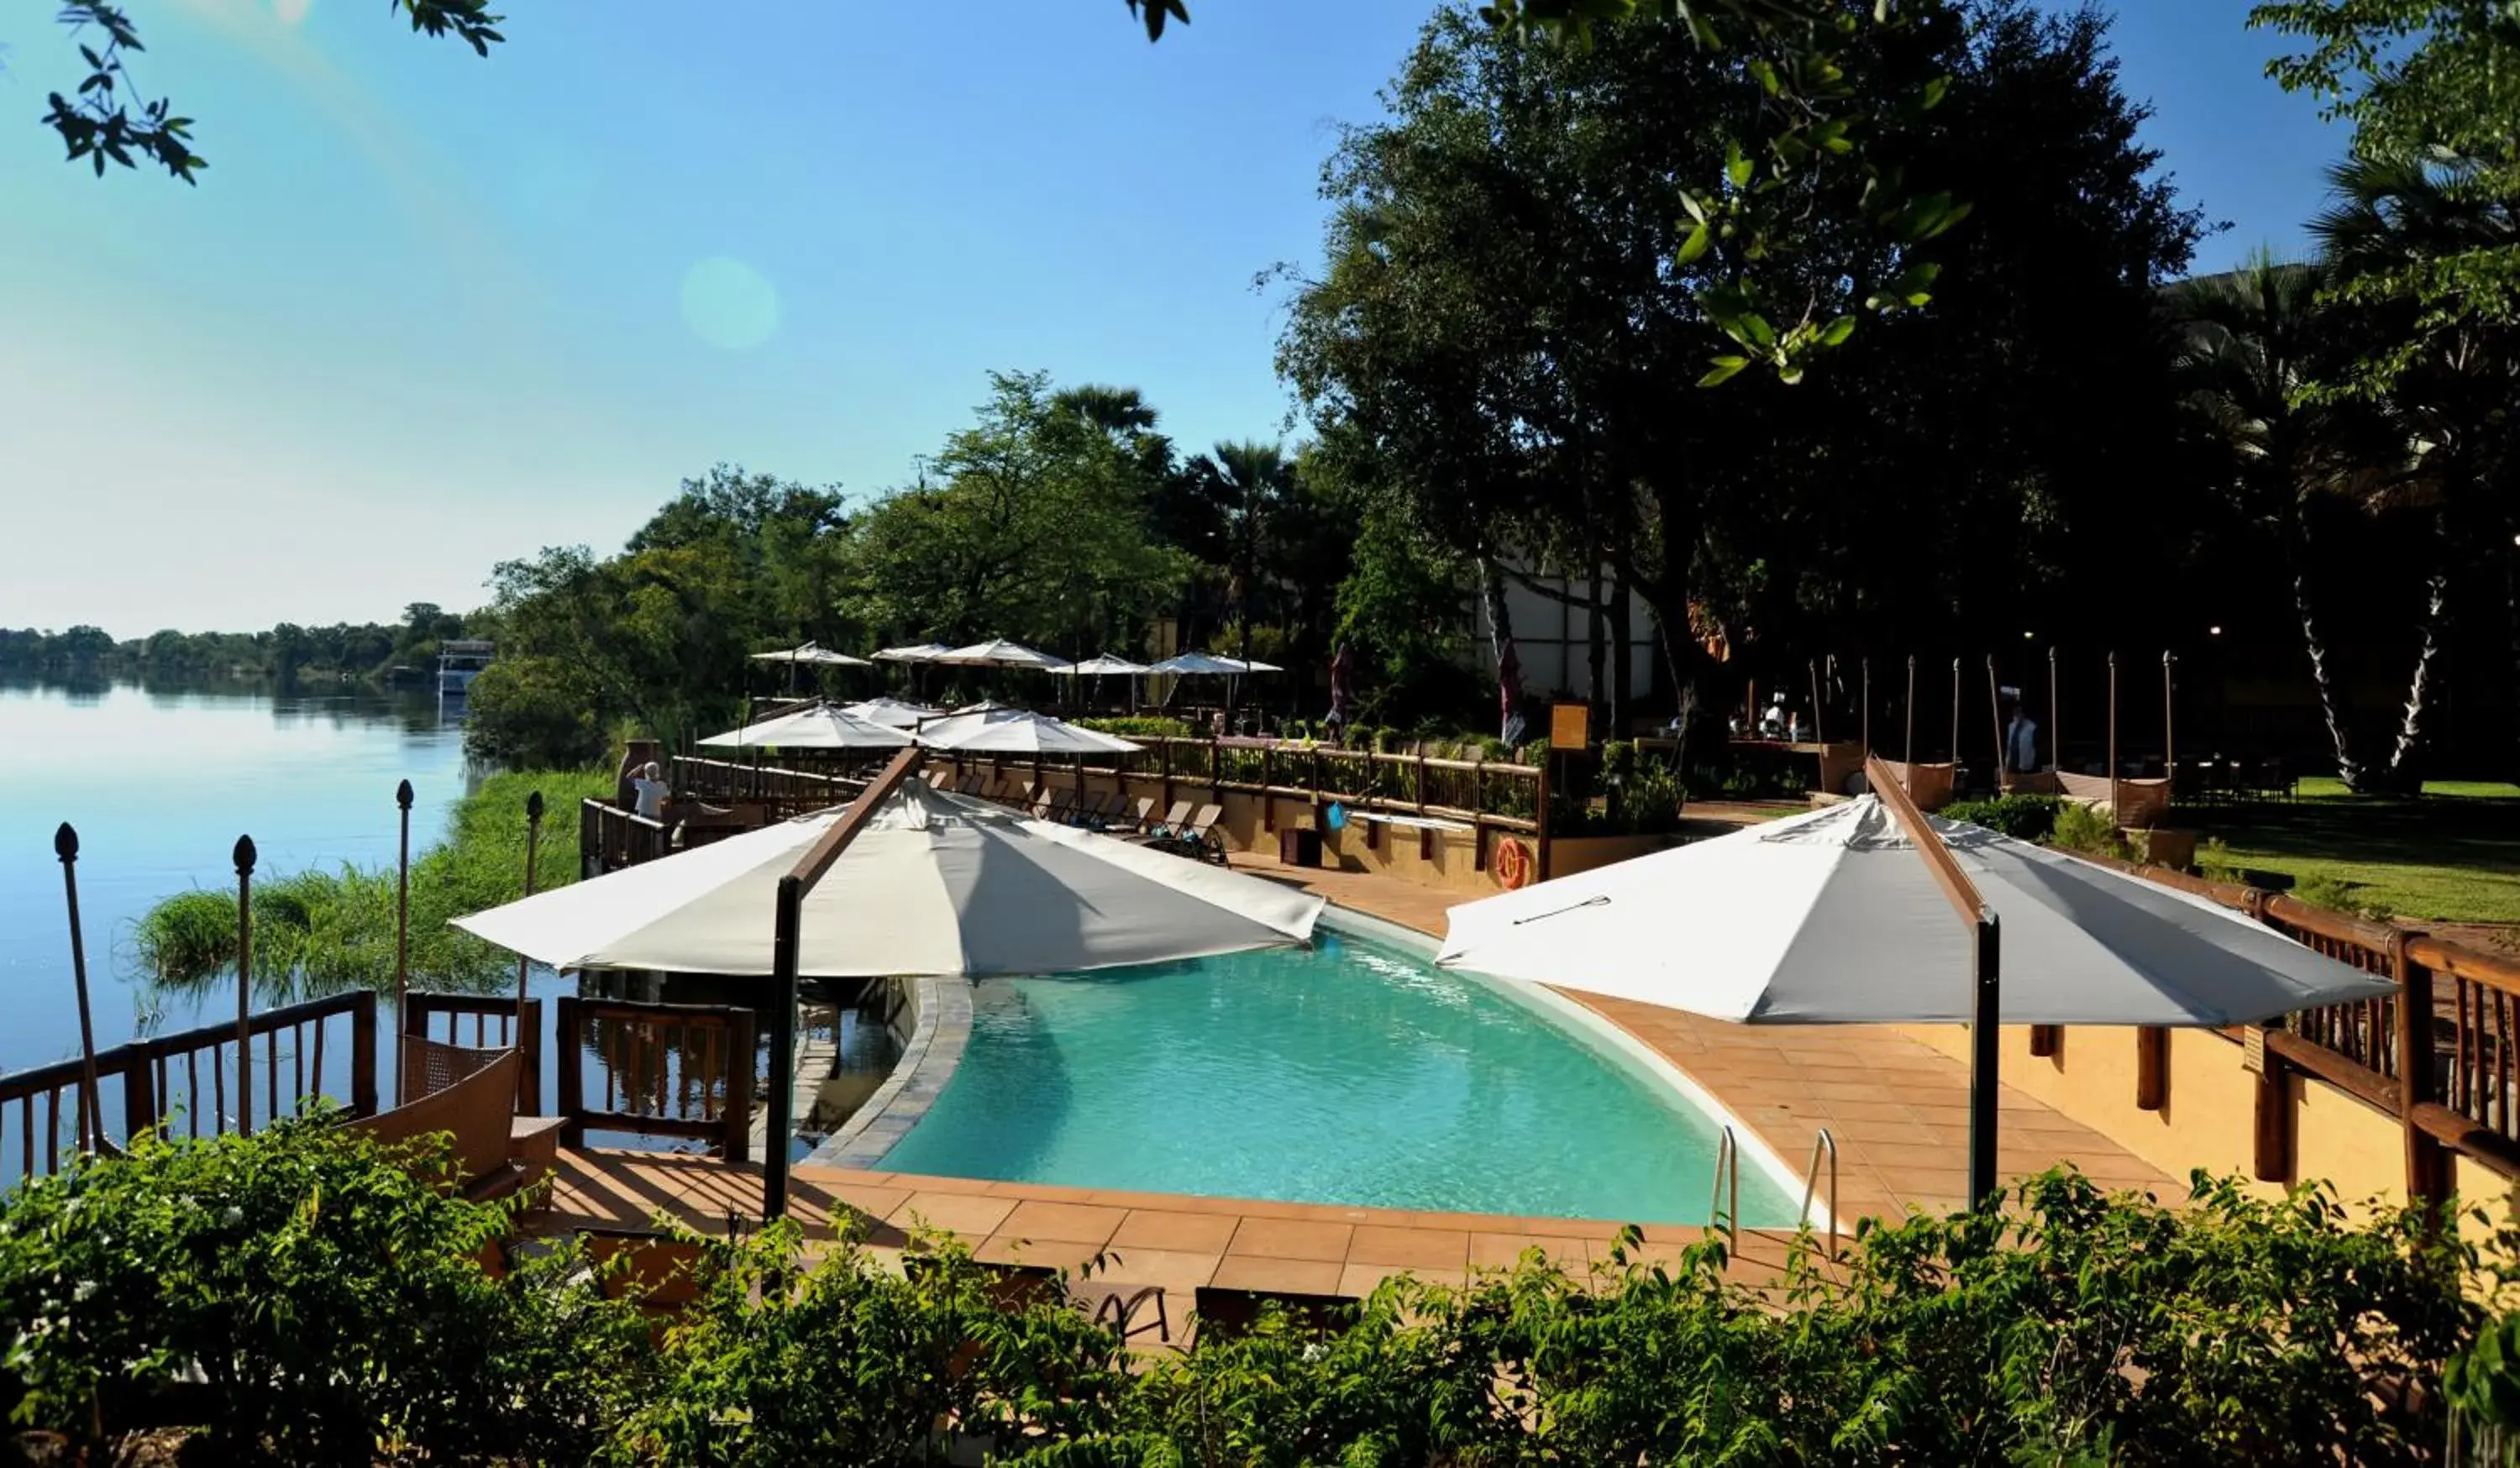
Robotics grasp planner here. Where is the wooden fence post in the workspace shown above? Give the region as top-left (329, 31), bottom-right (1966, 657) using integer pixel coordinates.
top-left (348, 989), bottom-right (379, 1118)
top-left (2396, 932), bottom-right (2451, 1208)
top-left (726, 1007), bottom-right (757, 1165)
top-left (555, 996), bottom-right (585, 1147)
top-left (2134, 1027), bottom-right (2170, 1111)
top-left (2252, 1030), bottom-right (2292, 1182)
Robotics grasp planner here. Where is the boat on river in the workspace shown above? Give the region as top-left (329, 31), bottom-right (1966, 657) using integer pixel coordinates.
top-left (437, 639), bottom-right (494, 698)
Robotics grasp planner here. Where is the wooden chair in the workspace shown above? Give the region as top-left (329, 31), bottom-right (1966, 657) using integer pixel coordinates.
top-left (350, 1047), bottom-right (527, 1203)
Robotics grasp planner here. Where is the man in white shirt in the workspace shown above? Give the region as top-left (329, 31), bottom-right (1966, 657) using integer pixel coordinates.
top-left (632, 762), bottom-right (670, 820)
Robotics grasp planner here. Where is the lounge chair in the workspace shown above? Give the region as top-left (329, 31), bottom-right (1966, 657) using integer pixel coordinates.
top-left (1179, 803), bottom-right (1225, 862)
top-left (1121, 795), bottom-right (1158, 832)
top-left (350, 1046), bottom-right (528, 1203)
top-left (1039, 789), bottom-right (1080, 824)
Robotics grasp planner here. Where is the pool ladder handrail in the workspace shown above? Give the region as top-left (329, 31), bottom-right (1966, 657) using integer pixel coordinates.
top-left (1709, 1126), bottom-right (1740, 1246)
top-left (1801, 1128), bottom-right (1840, 1261)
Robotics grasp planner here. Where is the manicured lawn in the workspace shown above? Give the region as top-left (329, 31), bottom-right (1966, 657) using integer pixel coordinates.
top-left (2197, 779), bottom-right (2520, 925)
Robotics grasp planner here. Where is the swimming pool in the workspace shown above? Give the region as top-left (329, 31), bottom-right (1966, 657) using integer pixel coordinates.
top-left (878, 928), bottom-right (1802, 1226)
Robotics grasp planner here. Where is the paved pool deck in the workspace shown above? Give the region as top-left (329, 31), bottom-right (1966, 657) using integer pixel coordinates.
top-left (535, 856), bottom-right (2169, 1320)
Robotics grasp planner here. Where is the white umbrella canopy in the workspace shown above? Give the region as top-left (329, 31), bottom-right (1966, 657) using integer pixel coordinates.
top-left (917, 709), bottom-right (1142, 755)
top-left (934, 638), bottom-right (1068, 670)
top-left (840, 696), bottom-right (942, 730)
top-left (749, 642), bottom-right (873, 668)
top-left (1058, 654), bottom-right (1152, 676)
top-left (452, 783), bottom-right (1320, 978)
top-left (1437, 797), bottom-right (2397, 1026)
top-left (1218, 656), bottom-right (1283, 674)
top-left (1147, 652), bottom-right (1247, 676)
top-left (697, 704), bottom-right (914, 752)
top-left (874, 642), bottom-right (955, 663)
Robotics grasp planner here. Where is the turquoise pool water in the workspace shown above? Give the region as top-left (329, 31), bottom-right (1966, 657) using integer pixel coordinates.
top-left (879, 931), bottom-right (1800, 1225)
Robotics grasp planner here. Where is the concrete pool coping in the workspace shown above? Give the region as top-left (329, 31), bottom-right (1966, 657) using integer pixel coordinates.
top-left (793, 901), bottom-right (1821, 1231)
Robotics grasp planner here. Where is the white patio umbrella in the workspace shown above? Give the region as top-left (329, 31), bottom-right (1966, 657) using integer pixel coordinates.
top-left (1058, 654), bottom-right (1152, 676)
top-left (452, 782), bottom-right (1319, 978)
top-left (916, 708), bottom-right (1142, 755)
top-left (1147, 652), bottom-right (1248, 676)
top-left (934, 638), bottom-right (1068, 670)
top-left (873, 642), bottom-right (954, 663)
top-left (1437, 791), bottom-right (2397, 1203)
top-left (1217, 656), bottom-right (1284, 674)
top-left (840, 696), bottom-right (942, 730)
top-left (750, 642), bottom-right (873, 668)
top-left (1440, 796), bottom-right (2392, 1025)
top-left (948, 699), bottom-right (1013, 716)
top-left (698, 703), bottom-right (913, 752)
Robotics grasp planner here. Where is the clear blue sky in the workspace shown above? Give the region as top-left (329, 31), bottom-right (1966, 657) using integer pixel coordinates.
top-left (0, 0), bottom-right (2342, 636)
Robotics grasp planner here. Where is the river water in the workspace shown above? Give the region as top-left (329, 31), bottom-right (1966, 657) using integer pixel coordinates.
top-left (0, 679), bottom-right (474, 1074)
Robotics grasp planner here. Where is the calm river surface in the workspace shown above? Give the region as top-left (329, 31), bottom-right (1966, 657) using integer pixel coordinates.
top-left (0, 679), bottom-right (474, 1074)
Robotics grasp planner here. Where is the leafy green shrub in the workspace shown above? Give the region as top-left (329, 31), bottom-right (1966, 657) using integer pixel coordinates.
top-left (1281, 717), bottom-right (1312, 742)
top-left (462, 653), bottom-right (610, 769)
top-left (2050, 800), bottom-right (2130, 859)
top-left (1047, 1170), bottom-right (2474, 1466)
top-left (1941, 794), bottom-right (2063, 841)
top-left (2295, 873), bottom-right (2396, 921)
top-left (0, 1117), bottom-right (652, 1464)
top-left (606, 1224), bottom-right (1126, 1466)
top-left (2197, 836), bottom-right (2243, 883)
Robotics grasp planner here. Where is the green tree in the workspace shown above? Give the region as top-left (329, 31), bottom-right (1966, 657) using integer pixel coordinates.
top-left (845, 370), bottom-right (1192, 656)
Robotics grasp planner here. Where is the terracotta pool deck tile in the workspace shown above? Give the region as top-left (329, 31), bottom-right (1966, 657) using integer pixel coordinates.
top-left (1095, 1246), bottom-right (1224, 1292)
top-left (1347, 1224), bottom-right (1473, 1271)
top-left (976, 1234), bottom-right (1108, 1271)
top-left (890, 1191), bottom-right (1019, 1237)
top-left (1228, 1217), bottom-right (1354, 1262)
top-left (1207, 1254), bottom-right (1347, 1296)
top-left (1111, 1209), bottom-right (1243, 1254)
top-left (1000, 1200), bottom-right (1127, 1246)
top-left (1341, 1261), bottom-right (1457, 1298)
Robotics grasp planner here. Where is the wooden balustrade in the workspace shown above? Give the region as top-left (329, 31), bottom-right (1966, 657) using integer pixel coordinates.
top-left (554, 996), bottom-right (756, 1163)
top-left (580, 799), bottom-right (669, 876)
top-left (669, 756), bottom-right (870, 815)
top-left (1, 990), bottom-right (376, 1184)
top-left (405, 993), bottom-right (543, 1114)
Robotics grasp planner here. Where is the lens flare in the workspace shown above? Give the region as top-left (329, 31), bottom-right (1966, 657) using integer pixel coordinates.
top-left (679, 258), bottom-right (780, 351)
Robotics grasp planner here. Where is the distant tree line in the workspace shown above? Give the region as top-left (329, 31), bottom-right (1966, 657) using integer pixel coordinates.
top-left (0, 604), bottom-right (479, 687)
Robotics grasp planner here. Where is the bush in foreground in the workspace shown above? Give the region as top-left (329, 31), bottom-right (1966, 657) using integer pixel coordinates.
top-left (0, 1122), bottom-right (2491, 1465)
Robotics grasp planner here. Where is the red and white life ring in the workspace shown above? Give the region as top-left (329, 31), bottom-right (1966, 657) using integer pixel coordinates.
top-left (1495, 836), bottom-right (1533, 890)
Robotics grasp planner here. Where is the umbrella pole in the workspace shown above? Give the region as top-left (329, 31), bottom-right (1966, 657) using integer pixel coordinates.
top-left (1807, 660), bottom-right (1823, 745)
top-left (2162, 650), bottom-right (2176, 794)
top-left (395, 780), bottom-right (413, 1107)
top-left (1903, 657), bottom-right (1915, 780)
top-left (1861, 658), bottom-right (1870, 755)
top-left (1949, 658), bottom-right (1961, 778)
top-left (1970, 910), bottom-right (2002, 1208)
top-left (2049, 647), bottom-right (2060, 774)
top-left (2108, 652), bottom-right (2119, 806)
top-left (56, 825), bottom-right (105, 1154)
top-left (1987, 658), bottom-right (2004, 781)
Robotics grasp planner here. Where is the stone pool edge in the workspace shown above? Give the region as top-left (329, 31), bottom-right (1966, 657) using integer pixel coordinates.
top-left (804, 973), bottom-right (974, 1171)
top-left (1315, 906), bottom-right (1825, 1233)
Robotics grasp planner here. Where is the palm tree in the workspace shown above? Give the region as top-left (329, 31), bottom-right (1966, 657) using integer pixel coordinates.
top-left (1179, 442), bottom-right (1296, 701)
top-left (2313, 152), bottom-right (2520, 783)
top-left (2170, 251), bottom-right (2405, 790)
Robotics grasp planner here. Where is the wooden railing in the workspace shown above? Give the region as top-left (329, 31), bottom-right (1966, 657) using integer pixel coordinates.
top-left (405, 993), bottom-right (543, 1114)
top-left (580, 799), bottom-right (668, 876)
top-left (2082, 852), bottom-right (2520, 1198)
top-left (669, 755), bottom-right (869, 815)
top-left (932, 735), bottom-right (1550, 872)
top-left (1, 991), bottom-right (377, 1184)
top-left (554, 996), bottom-right (755, 1163)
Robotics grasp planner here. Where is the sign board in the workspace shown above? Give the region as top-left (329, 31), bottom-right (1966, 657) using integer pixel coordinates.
top-left (2241, 1025), bottom-right (2265, 1075)
top-left (1549, 702), bottom-right (1591, 751)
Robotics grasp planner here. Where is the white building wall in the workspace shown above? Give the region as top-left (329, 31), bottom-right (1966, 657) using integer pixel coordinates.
top-left (1469, 571), bottom-right (1656, 702)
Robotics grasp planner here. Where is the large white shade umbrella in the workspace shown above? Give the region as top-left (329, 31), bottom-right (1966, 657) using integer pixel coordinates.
top-left (1217, 656), bottom-right (1283, 674)
top-left (1057, 654), bottom-right (1152, 676)
top-left (698, 704), bottom-right (914, 752)
top-left (874, 642), bottom-right (954, 663)
top-left (749, 642), bottom-right (873, 668)
top-left (917, 709), bottom-right (1142, 755)
top-left (934, 638), bottom-right (1068, 670)
top-left (452, 783), bottom-right (1320, 978)
top-left (840, 696), bottom-right (942, 730)
top-left (1148, 652), bottom-right (1248, 676)
top-left (1437, 796), bottom-right (2395, 1026)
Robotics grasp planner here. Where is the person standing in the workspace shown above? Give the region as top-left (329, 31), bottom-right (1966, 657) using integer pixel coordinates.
top-left (631, 762), bottom-right (671, 821)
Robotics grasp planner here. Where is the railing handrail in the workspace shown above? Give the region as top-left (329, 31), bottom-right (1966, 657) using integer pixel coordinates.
top-left (0, 991), bottom-right (374, 1101)
top-left (1709, 1125), bottom-right (1739, 1246)
top-left (1802, 1128), bottom-right (1839, 1260)
top-left (580, 797), bottom-right (668, 835)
